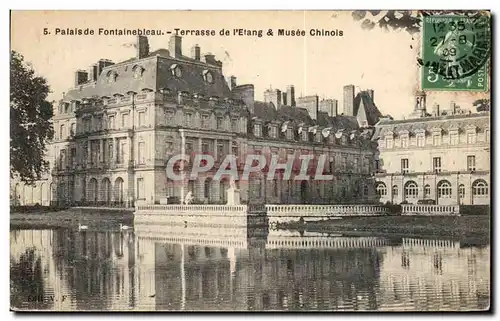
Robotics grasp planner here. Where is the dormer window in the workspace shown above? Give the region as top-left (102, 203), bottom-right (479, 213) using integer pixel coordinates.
top-left (253, 123), bottom-right (262, 137)
top-left (301, 130), bottom-right (308, 141)
top-left (107, 70), bottom-right (118, 83)
top-left (286, 128), bottom-right (294, 140)
top-left (202, 70), bottom-right (214, 84)
top-left (269, 125), bottom-right (278, 138)
top-left (132, 65), bottom-right (145, 79)
top-left (170, 64), bottom-right (182, 78)
top-left (315, 133), bottom-right (322, 143)
top-left (385, 136), bottom-right (393, 149)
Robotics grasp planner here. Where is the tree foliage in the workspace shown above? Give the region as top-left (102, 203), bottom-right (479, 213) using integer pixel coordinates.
top-left (10, 51), bottom-right (54, 184)
top-left (473, 99), bottom-right (490, 112)
top-left (351, 10), bottom-right (486, 35)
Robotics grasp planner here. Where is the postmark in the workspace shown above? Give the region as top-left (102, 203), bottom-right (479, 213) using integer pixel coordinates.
top-left (420, 13), bottom-right (491, 91)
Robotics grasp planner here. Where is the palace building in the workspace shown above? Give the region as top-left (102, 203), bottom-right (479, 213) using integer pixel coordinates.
top-left (372, 92), bottom-right (490, 206)
top-left (11, 35), bottom-right (383, 207)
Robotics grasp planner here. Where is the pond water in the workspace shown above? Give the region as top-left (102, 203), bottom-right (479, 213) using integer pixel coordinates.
top-left (10, 223), bottom-right (490, 311)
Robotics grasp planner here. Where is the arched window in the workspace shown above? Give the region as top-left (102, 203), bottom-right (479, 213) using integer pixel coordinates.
top-left (375, 182), bottom-right (387, 196)
top-left (472, 180), bottom-right (488, 196)
top-left (437, 180), bottom-right (452, 198)
top-left (404, 181), bottom-right (418, 197)
top-left (424, 185), bottom-right (431, 198)
top-left (392, 185), bottom-right (398, 196)
top-left (459, 184), bottom-right (465, 199)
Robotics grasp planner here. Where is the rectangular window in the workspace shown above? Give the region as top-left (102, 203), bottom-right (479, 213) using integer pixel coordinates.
top-left (385, 137), bottom-right (393, 149)
top-left (138, 111), bottom-right (146, 127)
top-left (231, 118), bottom-right (238, 132)
top-left (108, 143), bottom-right (113, 164)
top-left (70, 123), bottom-right (75, 136)
top-left (70, 148), bottom-right (76, 167)
top-left (138, 142), bottom-right (145, 164)
top-left (202, 142), bottom-right (209, 153)
top-left (450, 132), bottom-right (459, 145)
top-left (185, 113), bottom-right (193, 127)
top-left (286, 128), bottom-right (294, 140)
top-left (417, 135), bottom-right (425, 147)
top-left (467, 155), bottom-right (476, 171)
top-left (60, 124), bottom-right (65, 139)
top-left (201, 115), bottom-right (209, 128)
top-left (353, 157), bottom-right (359, 172)
top-left (401, 136), bottom-right (408, 148)
top-left (467, 132), bottom-right (476, 144)
top-left (302, 131), bottom-right (308, 141)
top-left (84, 119), bottom-right (91, 132)
top-left (137, 178), bottom-right (144, 199)
top-left (165, 141), bottom-right (173, 155)
top-left (216, 117), bottom-right (224, 130)
top-left (401, 158), bottom-right (409, 174)
top-left (270, 126), bottom-right (278, 138)
top-left (217, 143), bottom-right (224, 161)
top-left (341, 155), bottom-right (347, 171)
top-left (433, 157), bottom-right (441, 173)
top-left (166, 111), bottom-right (175, 124)
top-left (97, 116), bottom-right (103, 131)
top-left (108, 116), bottom-right (115, 130)
top-left (121, 113), bottom-right (129, 128)
top-left (433, 135), bottom-right (441, 146)
top-left (254, 123), bottom-right (262, 137)
top-left (185, 142), bottom-right (193, 155)
top-left (315, 133), bottom-right (322, 143)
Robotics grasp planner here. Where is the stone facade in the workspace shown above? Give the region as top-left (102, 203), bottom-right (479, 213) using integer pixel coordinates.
top-left (11, 35), bottom-right (384, 207)
top-left (373, 92), bottom-right (490, 206)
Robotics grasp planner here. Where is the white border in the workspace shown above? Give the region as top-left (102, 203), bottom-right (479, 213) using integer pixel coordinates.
top-left (2, 1), bottom-right (498, 320)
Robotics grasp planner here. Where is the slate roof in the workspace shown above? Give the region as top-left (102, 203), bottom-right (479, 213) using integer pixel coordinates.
top-left (353, 91), bottom-right (383, 126)
top-left (253, 101), bottom-right (360, 131)
top-left (373, 113), bottom-right (490, 140)
top-left (63, 49), bottom-right (230, 101)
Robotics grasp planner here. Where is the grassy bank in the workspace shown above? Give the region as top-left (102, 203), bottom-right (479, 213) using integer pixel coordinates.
top-left (10, 207), bottom-right (134, 229)
top-left (281, 215), bottom-right (490, 240)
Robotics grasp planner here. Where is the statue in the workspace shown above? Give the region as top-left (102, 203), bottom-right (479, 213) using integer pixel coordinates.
top-left (184, 191), bottom-right (194, 205)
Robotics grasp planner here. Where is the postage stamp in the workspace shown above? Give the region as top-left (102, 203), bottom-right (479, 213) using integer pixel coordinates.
top-left (420, 13), bottom-right (491, 91)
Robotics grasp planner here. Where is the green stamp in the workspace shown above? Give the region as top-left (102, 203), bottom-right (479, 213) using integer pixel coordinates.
top-left (420, 13), bottom-right (491, 91)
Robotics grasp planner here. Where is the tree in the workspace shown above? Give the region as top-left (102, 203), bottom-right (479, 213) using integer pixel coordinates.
top-left (10, 51), bottom-right (54, 184)
top-left (351, 10), bottom-right (486, 35)
top-left (473, 99), bottom-right (490, 112)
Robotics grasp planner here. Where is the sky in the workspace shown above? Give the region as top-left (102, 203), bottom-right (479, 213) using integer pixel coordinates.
top-left (11, 10), bottom-right (489, 120)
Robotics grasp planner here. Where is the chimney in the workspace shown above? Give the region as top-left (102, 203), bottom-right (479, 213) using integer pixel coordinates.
top-left (282, 92), bottom-right (287, 106)
top-left (232, 84), bottom-right (255, 114)
top-left (74, 70), bottom-right (88, 86)
top-left (97, 59), bottom-right (115, 77)
top-left (286, 85), bottom-right (296, 107)
top-left (296, 95), bottom-right (319, 120)
top-left (88, 64), bottom-right (98, 82)
top-left (450, 101), bottom-right (457, 114)
top-left (343, 85), bottom-right (355, 116)
top-left (136, 35), bottom-right (149, 59)
top-left (433, 103), bottom-right (440, 117)
top-left (319, 99), bottom-right (338, 117)
top-left (168, 35), bottom-right (182, 58)
top-left (229, 76), bottom-right (237, 90)
top-left (191, 44), bottom-right (201, 60)
top-left (367, 89), bottom-right (374, 102)
top-left (264, 89), bottom-right (281, 109)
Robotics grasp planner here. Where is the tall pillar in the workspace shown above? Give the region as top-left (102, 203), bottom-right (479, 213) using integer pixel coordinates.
top-left (214, 139), bottom-right (218, 161)
top-left (198, 137), bottom-right (202, 153)
top-left (99, 139), bottom-right (104, 164)
top-left (114, 138), bottom-right (119, 164)
top-left (180, 130), bottom-right (186, 203)
top-left (87, 140), bottom-right (92, 165)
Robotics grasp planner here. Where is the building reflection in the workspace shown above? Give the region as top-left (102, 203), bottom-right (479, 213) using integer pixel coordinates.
top-left (10, 224), bottom-right (490, 311)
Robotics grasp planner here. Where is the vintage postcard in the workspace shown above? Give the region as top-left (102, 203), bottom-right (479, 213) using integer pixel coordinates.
top-left (10, 10), bottom-right (491, 312)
